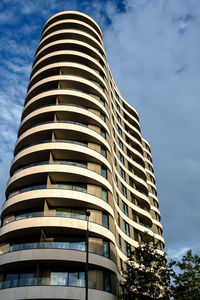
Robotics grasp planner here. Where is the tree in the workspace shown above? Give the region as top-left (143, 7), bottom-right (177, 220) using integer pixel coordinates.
top-left (169, 250), bottom-right (200, 300)
top-left (121, 233), bottom-right (171, 300)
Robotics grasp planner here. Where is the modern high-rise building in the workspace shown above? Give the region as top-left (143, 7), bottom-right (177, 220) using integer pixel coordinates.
top-left (0, 11), bottom-right (164, 300)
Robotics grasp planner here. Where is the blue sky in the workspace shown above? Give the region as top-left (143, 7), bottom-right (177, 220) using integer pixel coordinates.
top-left (0, 0), bottom-right (200, 260)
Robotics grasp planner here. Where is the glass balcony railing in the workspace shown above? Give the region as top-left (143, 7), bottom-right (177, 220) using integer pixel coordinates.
top-left (29, 120), bottom-right (88, 131)
top-left (0, 276), bottom-right (87, 290)
top-left (8, 184), bottom-right (87, 199)
top-left (13, 160), bottom-right (87, 175)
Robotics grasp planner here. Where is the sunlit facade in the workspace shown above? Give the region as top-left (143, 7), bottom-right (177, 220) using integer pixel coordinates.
top-left (0, 11), bottom-right (164, 300)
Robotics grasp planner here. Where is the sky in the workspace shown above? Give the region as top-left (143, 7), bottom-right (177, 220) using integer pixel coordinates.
top-left (0, 0), bottom-right (200, 260)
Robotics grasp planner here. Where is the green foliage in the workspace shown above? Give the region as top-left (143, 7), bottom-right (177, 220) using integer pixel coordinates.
top-left (121, 233), bottom-right (170, 300)
top-left (169, 250), bottom-right (200, 300)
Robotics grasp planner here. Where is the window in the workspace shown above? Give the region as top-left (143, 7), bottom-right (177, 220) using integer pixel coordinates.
top-left (116, 193), bottom-right (119, 205)
top-left (123, 220), bottom-right (130, 236)
top-left (134, 229), bottom-right (139, 241)
top-left (124, 241), bottom-right (131, 256)
top-left (100, 98), bottom-right (105, 106)
top-left (100, 113), bottom-right (105, 121)
top-left (103, 271), bottom-right (111, 292)
top-left (100, 129), bottom-right (106, 139)
top-left (116, 113), bottom-right (121, 123)
top-left (101, 147), bottom-right (106, 158)
top-left (117, 213), bottom-right (120, 226)
top-left (122, 201), bottom-right (128, 216)
top-left (102, 213), bottom-right (109, 228)
top-left (117, 125), bottom-right (122, 136)
top-left (115, 101), bottom-right (120, 112)
top-left (121, 183), bottom-right (127, 197)
top-left (101, 167), bottom-right (107, 179)
top-left (115, 91), bottom-right (119, 100)
top-left (102, 240), bottom-right (110, 258)
top-left (118, 138), bottom-right (123, 150)
top-left (131, 193), bottom-right (136, 204)
top-left (119, 234), bottom-right (122, 249)
top-left (120, 167), bottom-right (125, 180)
top-left (119, 152), bottom-right (124, 164)
top-left (101, 189), bottom-right (108, 202)
top-left (132, 209), bottom-right (137, 222)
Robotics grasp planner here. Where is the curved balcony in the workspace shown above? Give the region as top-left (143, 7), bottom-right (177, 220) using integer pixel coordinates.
top-left (42, 19), bottom-right (103, 44)
top-left (31, 49), bottom-right (106, 80)
top-left (6, 163), bottom-right (113, 198)
top-left (14, 122), bottom-right (111, 156)
top-left (28, 61), bottom-right (106, 92)
top-left (25, 75), bottom-right (107, 105)
top-left (19, 105), bottom-right (109, 136)
top-left (42, 11), bottom-right (103, 38)
top-left (22, 89), bottom-right (108, 120)
top-left (33, 39), bottom-right (105, 75)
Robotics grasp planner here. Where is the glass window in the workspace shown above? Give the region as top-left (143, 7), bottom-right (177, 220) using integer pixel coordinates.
top-left (101, 147), bottom-right (106, 158)
top-left (50, 272), bottom-right (68, 285)
top-left (100, 113), bottom-right (105, 121)
top-left (117, 213), bottom-right (120, 226)
top-left (121, 183), bottom-right (127, 197)
top-left (119, 234), bottom-right (121, 249)
top-left (118, 138), bottom-right (123, 150)
top-left (103, 271), bottom-right (111, 292)
top-left (101, 167), bottom-right (107, 179)
top-left (100, 129), bottom-right (106, 139)
top-left (124, 241), bottom-right (131, 256)
top-left (131, 193), bottom-right (136, 204)
top-left (116, 113), bottom-right (121, 123)
top-left (102, 240), bottom-right (110, 258)
top-left (120, 167), bottom-right (125, 180)
top-left (122, 201), bottom-right (128, 216)
top-left (123, 220), bottom-right (130, 236)
top-left (119, 152), bottom-right (124, 164)
top-left (117, 125), bottom-right (122, 136)
top-left (102, 213), bottom-right (109, 228)
top-left (100, 98), bottom-right (105, 106)
top-left (101, 189), bottom-right (108, 202)
top-left (115, 101), bottom-right (120, 112)
top-left (132, 210), bottom-right (137, 222)
top-left (134, 229), bottom-right (139, 241)
top-left (115, 91), bottom-right (119, 100)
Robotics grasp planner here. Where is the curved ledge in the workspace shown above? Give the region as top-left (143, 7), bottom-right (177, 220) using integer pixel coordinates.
top-left (6, 164), bottom-right (113, 196)
top-left (2, 188), bottom-right (114, 219)
top-left (0, 217), bottom-right (116, 245)
top-left (0, 249), bottom-right (118, 275)
top-left (23, 89), bottom-right (109, 119)
top-left (0, 285), bottom-right (117, 300)
top-left (11, 141), bottom-right (112, 175)
top-left (19, 105), bottom-right (110, 137)
top-left (42, 19), bottom-right (103, 44)
top-left (14, 123), bottom-right (111, 155)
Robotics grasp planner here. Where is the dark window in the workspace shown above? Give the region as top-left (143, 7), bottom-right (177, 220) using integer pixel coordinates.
top-left (116, 113), bottom-right (121, 123)
top-left (100, 129), bottom-right (106, 139)
top-left (102, 213), bottom-right (109, 228)
top-left (102, 240), bottom-right (110, 258)
top-left (101, 147), bottom-right (106, 158)
top-left (118, 138), bottom-right (123, 150)
top-left (101, 189), bottom-right (108, 202)
top-left (132, 209), bottom-right (137, 222)
top-left (100, 113), bottom-right (105, 121)
top-left (101, 167), bottom-right (107, 179)
top-left (117, 213), bottom-right (120, 226)
top-left (120, 167), bottom-right (126, 180)
top-left (119, 152), bottom-right (124, 164)
top-left (124, 241), bottom-right (131, 256)
top-left (123, 220), bottom-right (130, 236)
top-left (122, 201), bottom-right (128, 216)
top-left (103, 271), bottom-right (111, 292)
top-left (115, 101), bottom-right (120, 112)
top-left (119, 234), bottom-right (122, 249)
top-left (121, 183), bottom-right (127, 197)
top-left (117, 125), bottom-right (122, 136)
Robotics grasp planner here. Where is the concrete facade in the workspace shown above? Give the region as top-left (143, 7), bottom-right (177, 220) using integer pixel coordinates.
top-left (0, 11), bottom-right (164, 299)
